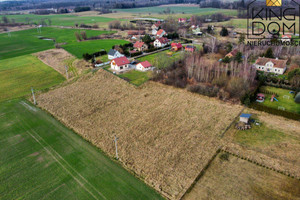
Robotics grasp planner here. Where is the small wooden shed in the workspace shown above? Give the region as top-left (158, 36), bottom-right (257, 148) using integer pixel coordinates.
top-left (239, 113), bottom-right (251, 124)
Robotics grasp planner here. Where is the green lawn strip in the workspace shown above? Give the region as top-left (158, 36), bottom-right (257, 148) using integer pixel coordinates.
top-left (0, 27), bottom-right (116, 59)
top-left (1, 14), bottom-right (118, 27)
top-left (0, 99), bottom-right (163, 200)
top-left (0, 55), bottom-right (65, 102)
top-left (259, 86), bottom-right (300, 114)
top-left (113, 7), bottom-right (237, 16)
top-left (62, 39), bottom-right (129, 58)
top-left (118, 70), bottom-right (151, 86)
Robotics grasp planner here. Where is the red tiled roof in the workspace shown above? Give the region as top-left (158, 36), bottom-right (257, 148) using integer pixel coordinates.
top-left (156, 37), bottom-right (169, 44)
top-left (282, 35), bottom-right (292, 38)
top-left (139, 61), bottom-right (152, 68)
top-left (112, 56), bottom-right (130, 66)
top-left (134, 41), bottom-right (145, 48)
top-left (226, 49), bottom-right (239, 57)
top-left (171, 43), bottom-right (182, 48)
top-left (156, 29), bottom-right (165, 36)
top-left (255, 57), bottom-right (287, 69)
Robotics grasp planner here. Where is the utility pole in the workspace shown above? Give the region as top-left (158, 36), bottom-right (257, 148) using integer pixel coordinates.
top-left (64, 65), bottom-right (69, 79)
top-left (31, 87), bottom-right (36, 105)
top-left (114, 135), bottom-right (118, 160)
top-left (7, 29), bottom-right (11, 37)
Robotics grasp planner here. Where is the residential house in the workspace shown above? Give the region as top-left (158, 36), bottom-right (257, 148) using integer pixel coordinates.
top-left (156, 29), bottom-right (167, 38)
top-left (151, 22), bottom-right (160, 30)
top-left (154, 37), bottom-right (170, 48)
top-left (108, 49), bottom-right (124, 60)
top-left (192, 27), bottom-right (202, 35)
top-left (136, 61), bottom-right (152, 71)
top-left (110, 56), bottom-right (130, 72)
top-left (171, 43), bottom-right (182, 51)
top-left (133, 41), bottom-right (148, 51)
top-left (254, 57), bottom-right (287, 75)
top-left (185, 45), bottom-right (196, 52)
top-left (225, 49), bottom-right (238, 58)
top-left (281, 34), bottom-right (292, 42)
top-left (178, 18), bottom-right (187, 23)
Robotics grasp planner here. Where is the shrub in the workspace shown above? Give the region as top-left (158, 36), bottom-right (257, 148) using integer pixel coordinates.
top-left (295, 92), bottom-right (300, 103)
top-left (219, 153), bottom-right (229, 161)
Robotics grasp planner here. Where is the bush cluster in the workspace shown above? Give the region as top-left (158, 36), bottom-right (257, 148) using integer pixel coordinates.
top-left (82, 50), bottom-right (107, 61)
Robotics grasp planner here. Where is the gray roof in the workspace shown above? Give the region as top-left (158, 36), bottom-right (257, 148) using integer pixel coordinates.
top-left (108, 49), bottom-right (117, 56)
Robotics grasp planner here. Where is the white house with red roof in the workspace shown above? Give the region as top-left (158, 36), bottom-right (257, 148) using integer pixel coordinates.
top-left (178, 18), bottom-right (187, 23)
top-left (151, 22), bottom-right (160, 30)
top-left (133, 41), bottom-right (148, 51)
top-left (110, 56), bottom-right (130, 72)
top-left (254, 57), bottom-right (287, 75)
top-left (156, 29), bottom-right (167, 38)
top-left (154, 37), bottom-right (170, 48)
top-left (281, 34), bottom-right (292, 42)
top-left (136, 61), bottom-right (152, 71)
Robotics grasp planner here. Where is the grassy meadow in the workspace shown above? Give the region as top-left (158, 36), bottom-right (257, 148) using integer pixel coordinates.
top-left (0, 55), bottom-right (65, 102)
top-left (259, 86), bottom-right (300, 114)
top-left (113, 7), bottom-right (237, 19)
top-left (183, 153), bottom-right (300, 200)
top-left (0, 27), bottom-right (127, 59)
top-left (1, 14), bottom-right (118, 27)
top-left (0, 99), bottom-right (163, 200)
top-left (118, 70), bottom-right (152, 86)
top-left (63, 39), bottom-right (129, 58)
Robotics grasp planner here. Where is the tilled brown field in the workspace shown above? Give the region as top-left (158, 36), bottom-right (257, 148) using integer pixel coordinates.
top-left (36, 69), bottom-right (242, 199)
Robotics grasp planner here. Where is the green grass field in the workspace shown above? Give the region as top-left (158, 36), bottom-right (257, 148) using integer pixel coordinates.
top-left (1, 14), bottom-right (117, 27)
top-left (0, 27), bottom-right (127, 59)
top-left (118, 70), bottom-right (151, 86)
top-left (259, 86), bottom-right (300, 114)
top-left (113, 7), bottom-right (237, 18)
top-left (0, 99), bottom-right (163, 199)
top-left (0, 55), bottom-right (65, 102)
top-left (63, 39), bottom-right (129, 58)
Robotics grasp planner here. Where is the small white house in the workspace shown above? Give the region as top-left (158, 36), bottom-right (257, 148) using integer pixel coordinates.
top-left (156, 29), bottom-right (167, 38)
top-left (240, 113), bottom-right (251, 124)
top-left (254, 57), bottom-right (287, 75)
top-left (154, 37), bottom-right (169, 48)
top-left (108, 49), bottom-right (124, 60)
top-left (110, 56), bottom-right (130, 72)
top-left (136, 61), bottom-right (152, 71)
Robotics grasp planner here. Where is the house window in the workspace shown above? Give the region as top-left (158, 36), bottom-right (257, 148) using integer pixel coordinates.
top-left (120, 66), bottom-right (123, 70)
top-left (275, 69), bottom-right (277, 71)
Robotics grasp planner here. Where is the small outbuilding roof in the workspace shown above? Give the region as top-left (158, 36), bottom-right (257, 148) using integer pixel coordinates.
top-left (240, 113), bottom-right (252, 118)
top-left (138, 61), bottom-right (152, 68)
top-left (108, 49), bottom-right (117, 56)
top-left (257, 93), bottom-right (265, 98)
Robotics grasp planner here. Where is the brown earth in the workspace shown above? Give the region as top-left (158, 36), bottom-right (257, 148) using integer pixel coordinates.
top-left (183, 154), bottom-right (300, 200)
top-left (34, 49), bottom-right (91, 78)
top-left (36, 69), bottom-right (242, 199)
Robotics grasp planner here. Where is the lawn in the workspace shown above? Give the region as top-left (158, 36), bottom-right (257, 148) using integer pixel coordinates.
top-left (118, 70), bottom-right (152, 86)
top-left (138, 50), bottom-right (185, 68)
top-left (259, 86), bottom-right (300, 114)
top-left (0, 99), bottom-right (163, 200)
top-left (113, 7), bottom-right (237, 18)
top-left (63, 39), bottom-right (129, 58)
top-left (1, 14), bottom-right (118, 27)
top-left (0, 55), bottom-right (65, 102)
top-left (0, 27), bottom-right (126, 59)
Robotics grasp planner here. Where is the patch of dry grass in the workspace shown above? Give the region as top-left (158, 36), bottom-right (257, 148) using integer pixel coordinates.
top-left (34, 49), bottom-right (91, 78)
top-left (36, 69), bottom-right (242, 199)
top-left (223, 108), bottom-right (300, 178)
top-left (183, 154), bottom-right (300, 200)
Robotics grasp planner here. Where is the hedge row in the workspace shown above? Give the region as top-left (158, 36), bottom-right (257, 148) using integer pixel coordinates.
top-left (249, 103), bottom-right (300, 121)
top-left (82, 50), bottom-right (107, 61)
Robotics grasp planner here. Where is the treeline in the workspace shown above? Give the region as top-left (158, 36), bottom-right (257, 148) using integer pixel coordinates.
top-left (152, 51), bottom-right (258, 102)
